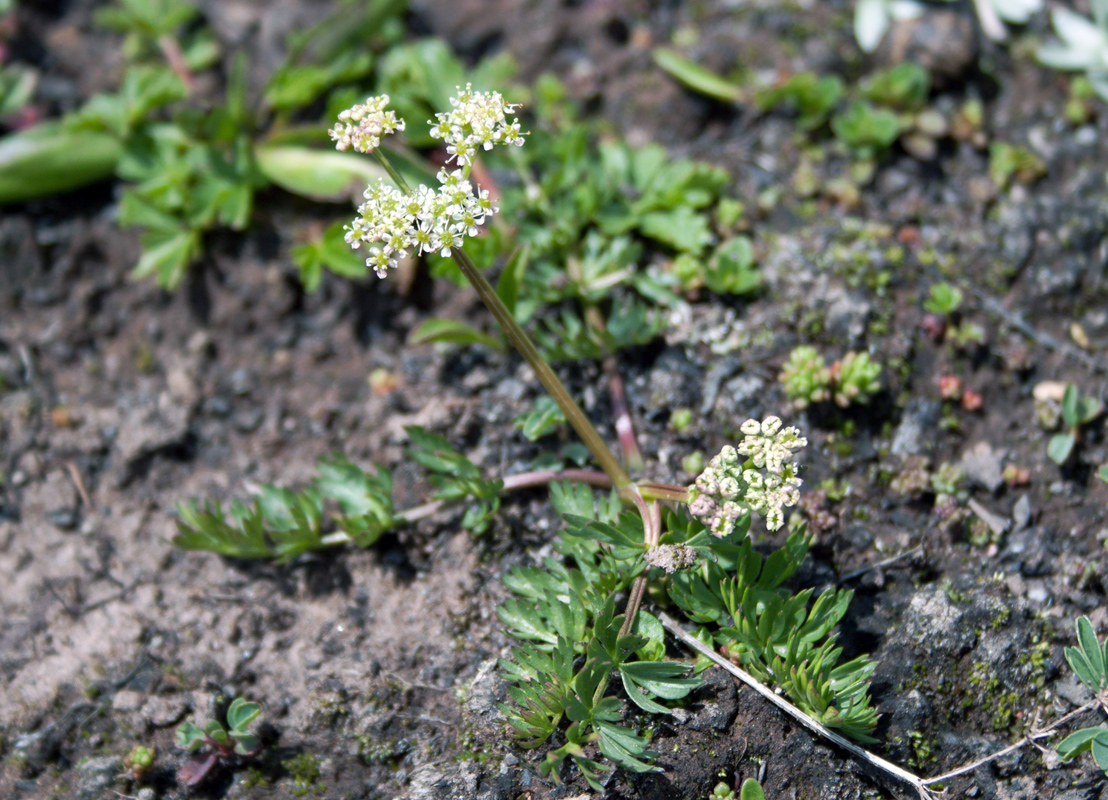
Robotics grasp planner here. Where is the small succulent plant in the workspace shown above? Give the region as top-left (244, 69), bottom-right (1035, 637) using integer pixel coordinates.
top-left (780, 345), bottom-right (832, 409)
top-left (831, 351), bottom-right (882, 408)
top-left (175, 697), bottom-right (262, 786)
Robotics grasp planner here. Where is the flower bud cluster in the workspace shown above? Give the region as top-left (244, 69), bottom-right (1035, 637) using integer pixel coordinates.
top-left (329, 95), bottom-right (404, 154)
top-left (644, 543), bottom-right (699, 574)
top-left (688, 416), bottom-right (807, 535)
top-left (345, 169), bottom-right (499, 277)
top-left (429, 83), bottom-right (526, 166)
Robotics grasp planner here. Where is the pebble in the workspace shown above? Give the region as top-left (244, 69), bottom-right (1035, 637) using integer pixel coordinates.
top-left (960, 442), bottom-right (1004, 493)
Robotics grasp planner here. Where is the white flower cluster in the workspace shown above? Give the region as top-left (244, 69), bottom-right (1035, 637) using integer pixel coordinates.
top-left (644, 543), bottom-right (699, 574)
top-left (329, 95), bottom-right (404, 154)
top-left (345, 169), bottom-right (498, 277)
top-left (688, 416), bottom-right (807, 535)
top-left (429, 83), bottom-right (525, 166)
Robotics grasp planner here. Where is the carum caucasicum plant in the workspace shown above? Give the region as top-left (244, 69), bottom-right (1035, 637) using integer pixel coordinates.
top-left (172, 86), bottom-right (1108, 796)
top-left (177, 86), bottom-right (882, 787)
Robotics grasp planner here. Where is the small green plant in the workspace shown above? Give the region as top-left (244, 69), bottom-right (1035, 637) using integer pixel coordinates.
top-left (781, 347), bottom-right (882, 409)
top-left (755, 73), bottom-right (844, 131)
top-left (175, 697), bottom-right (261, 786)
top-left (988, 142), bottom-right (1046, 190)
top-left (780, 346), bottom-right (832, 409)
top-left (1056, 617), bottom-right (1108, 774)
top-left (923, 282), bottom-right (963, 316)
top-left (283, 752), bottom-right (324, 797)
top-left (124, 744), bottom-right (155, 780)
top-left (173, 426), bottom-right (502, 560)
top-left (831, 101), bottom-right (901, 160)
top-left (1047, 384), bottom-right (1102, 465)
top-left (708, 777), bottom-right (765, 800)
top-left (831, 352), bottom-right (882, 407)
top-left (1038, 0), bottom-right (1108, 101)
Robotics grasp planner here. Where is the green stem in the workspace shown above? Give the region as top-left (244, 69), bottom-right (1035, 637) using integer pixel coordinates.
top-left (372, 148), bottom-right (629, 488)
top-left (450, 246), bottom-right (632, 489)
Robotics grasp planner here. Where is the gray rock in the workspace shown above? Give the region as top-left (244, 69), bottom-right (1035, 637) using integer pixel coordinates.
top-left (462, 660), bottom-right (508, 741)
top-left (961, 442), bottom-right (1005, 493)
top-left (891, 399), bottom-right (941, 457)
top-left (904, 586), bottom-right (976, 659)
top-left (824, 288), bottom-right (872, 348)
top-left (76, 756), bottom-right (122, 800)
top-left (1012, 494), bottom-right (1032, 532)
top-left (141, 695), bottom-right (190, 727)
top-left (648, 348), bottom-right (702, 411)
top-left (878, 11), bottom-right (976, 84)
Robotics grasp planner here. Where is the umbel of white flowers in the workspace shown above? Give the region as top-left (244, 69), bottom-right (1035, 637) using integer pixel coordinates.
top-left (688, 416), bottom-right (807, 535)
top-left (329, 87), bottom-right (526, 278)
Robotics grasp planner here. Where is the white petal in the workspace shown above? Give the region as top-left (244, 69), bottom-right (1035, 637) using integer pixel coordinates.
top-left (975, 0), bottom-right (1008, 40)
top-left (989, 0), bottom-right (1041, 23)
top-left (855, 0), bottom-right (890, 52)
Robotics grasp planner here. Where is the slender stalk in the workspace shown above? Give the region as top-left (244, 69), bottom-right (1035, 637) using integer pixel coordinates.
top-left (372, 150), bottom-right (631, 490)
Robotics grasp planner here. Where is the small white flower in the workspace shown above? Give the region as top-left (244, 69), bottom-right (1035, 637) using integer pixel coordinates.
top-left (329, 95), bottom-right (405, 154)
top-left (428, 83), bottom-right (528, 166)
top-left (688, 417), bottom-right (807, 535)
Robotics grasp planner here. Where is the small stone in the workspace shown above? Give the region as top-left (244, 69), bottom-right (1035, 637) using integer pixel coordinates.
top-left (141, 695), bottom-right (190, 727)
top-left (891, 399), bottom-right (941, 457)
top-left (1012, 494), bottom-right (1031, 532)
top-left (233, 408), bottom-right (265, 433)
top-left (960, 442), bottom-right (1004, 493)
top-left (75, 756), bottom-right (122, 800)
top-left (904, 586), bottom-right (976, 658)
top-left (112, 690), bottom-right (144, 713)
top-left (136, 788), bottom-right (157, 800)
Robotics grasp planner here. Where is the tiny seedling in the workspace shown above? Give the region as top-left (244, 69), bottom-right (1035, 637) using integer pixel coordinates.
top-left (1056, 617), bottom-right (1108, 775)
top-left (175, 697), bottom-right (261, 786)
top-left (1047, 384), bottom-right (1102, 465)
top-left (709, 778), bottom-right (766, 800)
top-left (922, 283), bottom-right (963, 317)
top-left (125, 744), bottom-right (156, 780)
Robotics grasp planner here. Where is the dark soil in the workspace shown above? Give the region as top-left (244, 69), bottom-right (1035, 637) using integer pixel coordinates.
top-left (2, 1), bottom-right (1108, 799)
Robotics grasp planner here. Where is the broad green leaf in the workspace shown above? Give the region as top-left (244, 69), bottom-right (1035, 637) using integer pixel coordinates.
top-left (174, 722), bottom-right (207, 752)
top-left (226, 698), bottom-right (261, 732)
top-left (254, 144), bottom-right (385, 202)
top-left (497, 244), bottom-right (529, 316)
top-left (1062, 384), bottom-right (1079, 428)
top-left (1093, 731), bottom-right (1108, 772)
top-left (740, 779), bottom-right (766, 800)
top-left (639, 206), bottom-right (713, 252)
top-left (0, 123), bottom-right (122, 204)
top-left (1048, 432), bottom-right (1076, 465)
top-left (1076, 616), bottom-right (1106, 685)
top-left (232, 731), bottom-right (259, 755)
top-left (652, 48), bottom-right (742, 103)
top-left (408, 318), bottom-right (503, 350)
top-left (1058, 726), bottom-right (1106, 760)
top-left (633, 611), bottom-right (666, 662)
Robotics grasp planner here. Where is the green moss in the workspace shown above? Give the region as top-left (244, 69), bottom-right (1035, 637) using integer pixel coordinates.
top-left (283, 752), bottom-right (324, 797)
